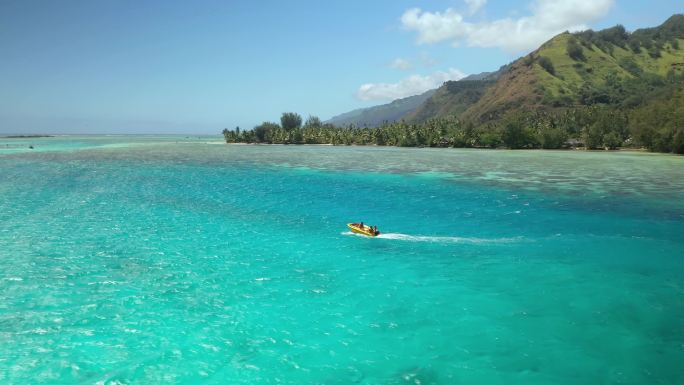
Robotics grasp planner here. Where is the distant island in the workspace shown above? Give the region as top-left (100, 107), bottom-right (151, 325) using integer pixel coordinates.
top-left (2, 135), bottom-right (54, 138)
top-left (223, 15), bottom-right (684, 154)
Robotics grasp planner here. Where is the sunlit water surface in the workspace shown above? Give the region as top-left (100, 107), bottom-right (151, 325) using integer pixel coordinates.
top-left (1, 137), bottom-right (683, 384)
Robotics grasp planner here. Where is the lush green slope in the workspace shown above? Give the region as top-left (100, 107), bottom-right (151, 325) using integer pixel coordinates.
top-left (458, 15), bottom-right (684, 123)
top-left (326, 70), bottom-right (504, 127)
top-left (629, 83), bottom-right (684, 153)
top-left (325, 89), bottom-right (435, 128)
top-left (406, 80), bottom-right (494, 123)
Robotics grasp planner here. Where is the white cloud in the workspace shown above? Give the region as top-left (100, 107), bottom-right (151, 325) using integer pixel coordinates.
top-left (401, 8), bottom-right (469, 45)
top-left (465, 0), bottom-right (487, 15)
top-left (356, 68), bottom-right (466, 101)
top-left (401, 0), bottom-right (614, 53)
top-left (390, 58), bottom-right (413, 71)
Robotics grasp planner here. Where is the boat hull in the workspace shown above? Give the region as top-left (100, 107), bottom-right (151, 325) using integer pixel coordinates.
top-left (347, 223), bottom-right (379, 237)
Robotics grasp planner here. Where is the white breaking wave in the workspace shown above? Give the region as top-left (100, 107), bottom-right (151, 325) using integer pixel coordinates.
top-left (342, 231), bottom-right (520, 244)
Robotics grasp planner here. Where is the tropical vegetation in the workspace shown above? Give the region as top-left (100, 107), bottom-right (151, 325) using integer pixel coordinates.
top-left (224, 15), bottom-right (684, 154)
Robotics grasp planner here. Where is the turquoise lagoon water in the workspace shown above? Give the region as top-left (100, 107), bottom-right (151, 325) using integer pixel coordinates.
top-left (0, 139), bottom-right (683, 384)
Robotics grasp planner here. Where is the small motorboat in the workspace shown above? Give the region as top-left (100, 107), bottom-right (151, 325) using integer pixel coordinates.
top-left (347, 222), bottom-right (380, 237)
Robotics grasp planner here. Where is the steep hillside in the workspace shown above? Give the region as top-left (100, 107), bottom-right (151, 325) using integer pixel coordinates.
top-left (417, 15), bottom-right (684, 123)
top-left (327, 69), bottom-right (505, 127)
top-left (406, 80), bottom-right (494, 122)
top-left (326, 89), bottom-right (435, 127)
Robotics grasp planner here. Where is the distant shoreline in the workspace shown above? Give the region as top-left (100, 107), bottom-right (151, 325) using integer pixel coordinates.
top-left (223, 142), bottom-right (661, 153)
top-left (2, 135), bottom-right (54, 138)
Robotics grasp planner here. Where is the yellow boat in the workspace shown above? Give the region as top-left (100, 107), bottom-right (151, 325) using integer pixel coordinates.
top-left (347, 223), bottom-right (380, 237)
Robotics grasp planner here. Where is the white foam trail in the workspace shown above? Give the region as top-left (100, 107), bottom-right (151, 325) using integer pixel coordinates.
top-left (342, 231), bottom-right (520, 244)
top-left (342, 231), bottom-right (370, 238)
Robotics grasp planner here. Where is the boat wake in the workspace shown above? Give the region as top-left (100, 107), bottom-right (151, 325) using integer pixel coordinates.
top-left (342, 231), bottom-right (520, 244)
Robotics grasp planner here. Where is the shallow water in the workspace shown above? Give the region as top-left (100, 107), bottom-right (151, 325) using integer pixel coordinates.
top-left (1, 139), bottom-right (683, 384)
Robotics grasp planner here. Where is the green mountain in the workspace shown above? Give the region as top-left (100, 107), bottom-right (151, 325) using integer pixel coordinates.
top-left (325, 89), bottom-right (435, 127)
top-left (405, 66), bottom-right (509, 123)
top-left (405, 80), bottom-right (494, 123)
top-left (326, 69), bottom-right (504, 127)
top-left (436, 14), bottom-right (684, 123)
top-left (402, 67), bottom-right (505, 123)
top-left (227, 15), bottom-right (684, 153)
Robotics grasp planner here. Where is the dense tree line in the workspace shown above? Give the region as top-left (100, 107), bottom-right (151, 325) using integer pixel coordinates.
top-left (629, 86), bottom-right (684, 153)
top-left (574, 15), bottom-right (684, 58)
top-left (222, 67), bottom-right (684, 153)
top-left (222, 104), bottom-right (683, 154)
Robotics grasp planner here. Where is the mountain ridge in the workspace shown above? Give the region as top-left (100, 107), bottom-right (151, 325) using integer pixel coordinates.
top-left (328, 15), bottom-right (683, 127)
top-left (325, 89), bottom-right (435, 127)
top-left (326, 69), bottom-right (504, 127)
top-left (457, 14), bottom-right (684, 123)
top-left (225, 14), bottom-right (684, 153)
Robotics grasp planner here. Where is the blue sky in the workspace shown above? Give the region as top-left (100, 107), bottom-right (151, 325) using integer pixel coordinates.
top-left (0, 0), bottom-right (681, 134)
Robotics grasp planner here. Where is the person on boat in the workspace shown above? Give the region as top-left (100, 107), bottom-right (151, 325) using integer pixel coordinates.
top-left (360, 222), bottom-right (364, 229)
top-left (373, 226), bottom-right (378, 235)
